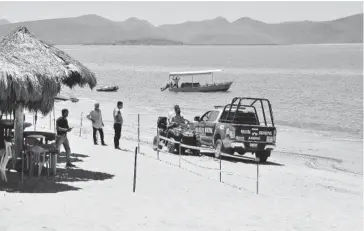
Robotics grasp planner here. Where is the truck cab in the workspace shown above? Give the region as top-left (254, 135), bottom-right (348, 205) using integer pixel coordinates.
top-left (193, 97), bottom-right (277, 162)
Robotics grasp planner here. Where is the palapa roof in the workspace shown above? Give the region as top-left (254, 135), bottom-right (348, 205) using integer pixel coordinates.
top-left (0, 26), bottom-right (97, 114)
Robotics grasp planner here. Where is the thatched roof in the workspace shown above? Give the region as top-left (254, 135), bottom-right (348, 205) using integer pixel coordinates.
top-left (0, 26), bottom-right (97, 114)
top-left (1, 26), bottom-right (97, 89)
top-left (0, 52), bottom-right (59, 114)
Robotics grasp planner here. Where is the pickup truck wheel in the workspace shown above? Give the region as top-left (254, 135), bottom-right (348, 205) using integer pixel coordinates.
top-left (255, 151), bottom-right (270, 163)
top-left (215, 139), bottom-right (223, 158)
top-left (192, 150), bottom-right (200, 156)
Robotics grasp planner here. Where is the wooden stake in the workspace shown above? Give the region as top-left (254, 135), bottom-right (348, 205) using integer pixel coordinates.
top-left (219, 154), bottom-right (222, 183)
top-left (178, 144), bottom-right (181, 167)
top-left (133, 147), bottom-right (138, 193)
top-left (256, 158), bottom-right (259, 194)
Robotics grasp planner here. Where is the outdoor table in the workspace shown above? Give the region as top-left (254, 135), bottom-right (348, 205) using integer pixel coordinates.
top-left (23, 131), bottom-right (56, 144)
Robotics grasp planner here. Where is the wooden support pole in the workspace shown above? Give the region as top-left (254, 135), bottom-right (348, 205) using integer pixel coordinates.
top-left (53, 108), bottom-right (56, 134)
top-left (14, 105), bottom-right (24, 159)
top-left (14, 105), bottom-right (24, 182)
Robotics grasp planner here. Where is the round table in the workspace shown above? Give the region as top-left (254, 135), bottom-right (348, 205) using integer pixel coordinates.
top-left (23, 131), bottom-right (56, 143)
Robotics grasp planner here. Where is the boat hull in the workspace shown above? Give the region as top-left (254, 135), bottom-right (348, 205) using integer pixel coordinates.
top-left (96, 86), bottom-right (119, 92)
top-left (169, 81), bottom-right (233, 92)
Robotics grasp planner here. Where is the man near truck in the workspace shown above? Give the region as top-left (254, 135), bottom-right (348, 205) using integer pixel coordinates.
top-left (168, 105), bottom-right (189, 127)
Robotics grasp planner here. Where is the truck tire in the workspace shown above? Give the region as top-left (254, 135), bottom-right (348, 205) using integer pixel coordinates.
top-left (255, 151), bottom-right (270, 163)
top-left (192, 149), bottom-right (201, 156)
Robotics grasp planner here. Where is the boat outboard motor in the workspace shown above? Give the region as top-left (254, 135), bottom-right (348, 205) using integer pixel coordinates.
top-left (157, 117), bottom-right (168, 130)
top-left (161, 82), bottom-right (170, 91)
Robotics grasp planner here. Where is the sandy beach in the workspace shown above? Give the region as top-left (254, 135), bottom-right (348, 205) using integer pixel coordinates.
top-left (0, 3), bottom-right (362, 230)
top-left (0, 100), bottom-right (362, 231)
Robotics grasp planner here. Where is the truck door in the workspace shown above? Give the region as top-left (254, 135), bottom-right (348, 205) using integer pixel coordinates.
top-left (197, 111), bottom-right (211, 145)
top-left (203, 111), bottom-right (220, 145)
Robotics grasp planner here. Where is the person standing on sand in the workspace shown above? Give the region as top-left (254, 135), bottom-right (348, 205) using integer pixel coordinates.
top-left (87, 103), bottom-right (106, 146)
top-left (56, 109), bottom-right (75, 168)
top-left (113, 101), bottom-right (123, 150)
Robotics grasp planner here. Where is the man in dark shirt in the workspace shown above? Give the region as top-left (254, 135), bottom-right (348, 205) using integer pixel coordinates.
top-left (113, 101), bottom-right (123, 150)
top-left (56, 109), bottom-right (74, 168)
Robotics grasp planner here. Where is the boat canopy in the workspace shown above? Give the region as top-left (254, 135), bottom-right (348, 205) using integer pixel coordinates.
top-left (169, 69), bottom-right (222, 77)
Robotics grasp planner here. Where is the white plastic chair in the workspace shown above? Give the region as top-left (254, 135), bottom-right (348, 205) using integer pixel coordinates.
top-left (30, 146), bottom-right (50, 177)
top-left (0, 141), bottom-right (14, 182)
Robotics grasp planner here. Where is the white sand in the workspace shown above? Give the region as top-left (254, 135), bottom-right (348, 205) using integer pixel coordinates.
top-left (0, 105), bottom-right (362, 231)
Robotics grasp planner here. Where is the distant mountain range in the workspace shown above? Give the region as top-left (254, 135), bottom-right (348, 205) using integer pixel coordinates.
top-left (0, 13), bottom-right (362, 45)
top-left (0, 19), bottom-right (10, 26)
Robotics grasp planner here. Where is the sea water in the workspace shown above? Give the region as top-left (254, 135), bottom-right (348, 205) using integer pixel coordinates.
top-left (49, 44), bottom-right (363, 172)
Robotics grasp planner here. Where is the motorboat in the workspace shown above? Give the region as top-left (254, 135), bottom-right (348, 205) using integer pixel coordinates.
top-left (161, 69), bottom-right (233, 92)
top-left (96, 85), bottom-right (119, 92)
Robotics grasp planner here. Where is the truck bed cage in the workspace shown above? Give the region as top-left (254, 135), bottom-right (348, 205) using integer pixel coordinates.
top-left (219, 97), bottom-right (275, 126)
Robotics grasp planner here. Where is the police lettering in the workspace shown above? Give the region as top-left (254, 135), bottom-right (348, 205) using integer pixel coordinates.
top-left (259, 131), bottom-right (272, 136)
top-left (248, 136), bottom-right (261, 141)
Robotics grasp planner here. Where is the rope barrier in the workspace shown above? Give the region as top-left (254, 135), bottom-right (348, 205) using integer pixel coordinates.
top-left (141, 140), bottom-right (256, 181)
top-left (180, 157), bottom-right (220, 171)
top-left (140, 145), bottom-right (253, 193)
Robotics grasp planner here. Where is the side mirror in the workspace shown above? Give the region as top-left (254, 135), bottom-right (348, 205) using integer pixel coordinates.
top-left (194, 116), bottom-right (200, 122)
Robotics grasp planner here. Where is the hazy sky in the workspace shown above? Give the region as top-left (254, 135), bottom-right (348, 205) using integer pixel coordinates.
top-left (0, 1), bottom-right (362, 26)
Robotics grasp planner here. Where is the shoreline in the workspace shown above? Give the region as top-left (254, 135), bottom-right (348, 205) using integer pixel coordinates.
top-left (1, 110), bottom-right (361, 231)
top-left (25, 99), bottom-right (363, 175)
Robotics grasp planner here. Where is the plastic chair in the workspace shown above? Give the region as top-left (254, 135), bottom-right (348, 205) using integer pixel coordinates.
top-left (0, 141), bottom-right (14, 182)
top-left (30, 146), bottom-right (50, 177)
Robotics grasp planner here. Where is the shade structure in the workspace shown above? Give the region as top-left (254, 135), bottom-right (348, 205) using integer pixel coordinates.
top-left (0, 52), bottom-right (60, 115)
top-left (0, 26), bottom-right (98, 177)
top-left (1, 26), bottom-right (96, 91)
top-left (0, 26), bottom-right (96, 115)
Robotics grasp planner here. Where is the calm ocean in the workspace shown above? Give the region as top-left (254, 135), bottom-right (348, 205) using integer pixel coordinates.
top-left (57, 44), bottom-right (363, 140)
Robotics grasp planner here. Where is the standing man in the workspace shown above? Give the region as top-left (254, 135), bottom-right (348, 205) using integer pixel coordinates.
top-left (87, 103), bottom-right (106, 146)
top-left (56, 109), bottom-right (75, 168)
top-left (113, 101), bottom-right (123, 150)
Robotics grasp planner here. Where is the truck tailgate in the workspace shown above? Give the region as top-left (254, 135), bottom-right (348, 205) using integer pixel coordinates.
top-left (234, 125), bottom-right (276, 143)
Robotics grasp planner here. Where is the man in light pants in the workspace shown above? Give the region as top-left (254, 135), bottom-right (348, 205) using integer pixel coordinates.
top-left (87, 103), bottom-right (106, 146)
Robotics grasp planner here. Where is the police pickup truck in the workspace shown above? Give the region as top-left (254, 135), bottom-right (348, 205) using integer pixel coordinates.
top-left (192, 97), bottom-right (277, 163)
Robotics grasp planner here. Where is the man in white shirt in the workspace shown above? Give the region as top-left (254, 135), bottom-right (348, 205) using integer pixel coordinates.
top-left (113, 101), bottom-right (123, 150)
top-left (87, 103), bottom-right (106, 146)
